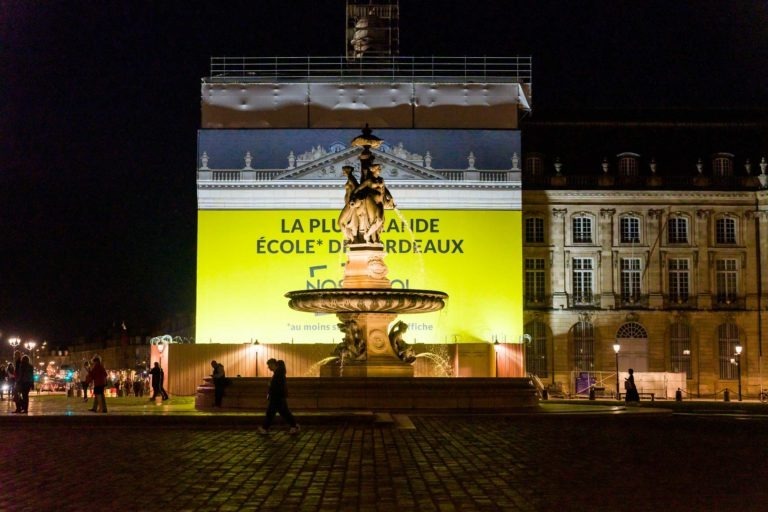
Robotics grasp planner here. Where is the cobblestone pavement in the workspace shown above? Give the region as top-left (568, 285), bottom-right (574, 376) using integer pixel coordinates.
top-left (2, 401), bottom-right (768, 512)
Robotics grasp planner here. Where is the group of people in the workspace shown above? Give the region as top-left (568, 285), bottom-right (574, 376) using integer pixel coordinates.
top-left (3, 351), bottom-right (35, 413)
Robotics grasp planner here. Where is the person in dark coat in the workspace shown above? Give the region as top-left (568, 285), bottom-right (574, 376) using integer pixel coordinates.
top-left (15, 355), bottom-right (35, 414)
top-left (624, 368), bottom-right (641, 404)
top-left (210, 360), bottom-right (226, 407)
top-left (258, 359), bottom-right (299, 435)
top-left (148, 362), bottom-right (169, 401)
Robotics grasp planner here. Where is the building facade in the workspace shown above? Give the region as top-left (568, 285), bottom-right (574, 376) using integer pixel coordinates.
top-left (522, 144), bottom-right (768, 398)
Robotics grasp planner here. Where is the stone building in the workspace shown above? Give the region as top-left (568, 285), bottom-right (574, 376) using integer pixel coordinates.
top-left (521, 113), bottom-right (768, 399)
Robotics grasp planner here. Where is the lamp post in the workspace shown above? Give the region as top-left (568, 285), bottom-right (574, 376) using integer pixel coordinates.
top-left (494, 338), bottom-right (500, 377)
top-left (735, 344), bottom-right (742, 401)
top-left (613, 343), bottom-right (621, 399)
top-left (24, 341), bottom-right (36, 366)
top-left (9, 336), bottom-right (20, 351)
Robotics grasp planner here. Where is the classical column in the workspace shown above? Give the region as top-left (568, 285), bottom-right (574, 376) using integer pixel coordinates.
top-left (647, 209), bottom-right (664, 308)
top-left (696, 209), bottom-right (712, 309)
top-left (551, 208), bottom-right (568, 309)
top-left (599, 208), bottom-right (616, 309)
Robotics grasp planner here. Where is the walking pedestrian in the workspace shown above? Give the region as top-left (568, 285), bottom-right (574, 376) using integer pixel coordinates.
top-left (258, 359), bottom-right (299, 435)
top-left (11, 351), bottom-right (21, 413)
top-left (0, 363), bottom-right (6, 401)
top-left (210, 360), bottom-right (226, 407)
top-left (624, 368), bottom-right (640, 404)
top-left (86, 356), bottom-right (108, 413)
top-left (15, 355), bottom-right (35, 414)
top-left (149, 362), bottom-right (169, 401)
top-left (79, 359), bottom-right (91, 402)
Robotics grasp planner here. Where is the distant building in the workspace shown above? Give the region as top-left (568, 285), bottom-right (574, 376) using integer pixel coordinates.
top-left (522, 113), bottom-right (768, 398)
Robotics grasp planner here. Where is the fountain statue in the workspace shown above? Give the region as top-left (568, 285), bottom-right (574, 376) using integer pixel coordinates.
top-left (285, 126), bottom-right (448, 377)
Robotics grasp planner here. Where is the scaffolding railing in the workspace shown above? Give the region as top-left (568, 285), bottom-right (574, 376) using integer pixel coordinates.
top-left (207, 56), bottom-right (532, 84)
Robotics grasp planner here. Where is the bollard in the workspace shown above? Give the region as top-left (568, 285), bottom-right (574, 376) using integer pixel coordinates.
top-left (675, 388), bottom-right (683, 401)
top-left (724, 388), bottom-right (730, 402)
top-left (542, 389), bottom-right (549, 400)
top-left (589, 387), bottom-right (596, 400)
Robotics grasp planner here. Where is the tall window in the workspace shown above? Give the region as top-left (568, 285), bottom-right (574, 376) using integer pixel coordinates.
top-left (525, 155), bottom-right (543, 175)
top-left (572, 216), bottom-right (593, 244)
top-left (621, 258), bottom-right (642, 303)
top-left (524, 320), bottom-right (549, 378)
top-left (718, 323), bottom-right (740, 379)
top-left (525, 217), bottom-right (545, 243)
top-left (716, 259), bottom-right (738, 304)
top-left (618, 156), bottom-right (639, 176)
top-left (712, 156), bottom-right (733, 177)
top-left (572, 258), bottom-right (594, 305)
top-left (670, 322), bottom-right (692, 379)
top-left (573, 320), bottom-right (595, 372)
top-left (716, 218), bottom-right (736, 244)
top-left (524, 258), bottom-right (546, 303)
top-left (668, 259), bottom-right (690, 303)
top-left (668, 217), bottom-right (688, 244)
top-left (620, 216), bottom-right (640, 244)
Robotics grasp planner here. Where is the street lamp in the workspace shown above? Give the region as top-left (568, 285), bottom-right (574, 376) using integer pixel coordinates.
top-left (613, 343), bottom-right (621, 398)
top-left (735, 344), bottom-right (743, 401)
top-left (9, 337), bottom-right (20, 350)
top-left (24, 340), bottom-right (37, 368)
top-left (494, 337), bottom-right (500, 377)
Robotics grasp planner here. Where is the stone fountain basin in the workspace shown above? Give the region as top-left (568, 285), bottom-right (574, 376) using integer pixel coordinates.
top-left (285, 288), bottom-right (448, 314)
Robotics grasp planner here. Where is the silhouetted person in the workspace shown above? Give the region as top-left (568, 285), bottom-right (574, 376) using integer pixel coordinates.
top-left (624, 368), bottom-right (640, 404)
top-left (87, 356), bottom-right (108, 413)
top-left (148, 362), bottom-right (169, 401)
top-left (258, 359), bottom-right (299, 435)
top-left (211, 360), bottom-right (226, 407)
top-left (15, 355), bottom-right (34, 414)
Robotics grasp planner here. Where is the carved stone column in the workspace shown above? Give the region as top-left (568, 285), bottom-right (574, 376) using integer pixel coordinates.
top-left (551, 208), bottom-right (568, 309)
top-left (647, 209), bottom-right (665, 308)
top-left (599, 208), bottom-right (616, 309)
top-left (696, 209), bottom-right (712, 309)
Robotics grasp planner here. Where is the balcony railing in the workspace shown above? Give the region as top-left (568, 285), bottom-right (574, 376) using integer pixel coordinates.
top-left (199, 168), bottom-right (520, 184)
top-left (207, 56), bottom-right (532, 84)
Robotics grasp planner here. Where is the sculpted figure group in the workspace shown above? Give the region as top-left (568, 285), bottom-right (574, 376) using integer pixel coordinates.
top-left (338, 159), bottom-right (395, 244)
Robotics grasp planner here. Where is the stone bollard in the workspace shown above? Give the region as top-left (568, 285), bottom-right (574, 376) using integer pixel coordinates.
top-left (675, 388), bottom-right (683, 401)
top-left (542, 389), bottom-right (549, 400)
top-left (589, 387), bottom-right (596, 400)
top-left (724, 388), bottom-right (730, 402)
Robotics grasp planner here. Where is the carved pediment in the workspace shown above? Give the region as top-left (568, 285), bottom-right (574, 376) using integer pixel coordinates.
top-left (273, 146), bottom-right (446, 181)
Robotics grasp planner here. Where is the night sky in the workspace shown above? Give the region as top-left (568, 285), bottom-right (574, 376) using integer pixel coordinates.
top-left (1, 1), bottom-right (766, 344)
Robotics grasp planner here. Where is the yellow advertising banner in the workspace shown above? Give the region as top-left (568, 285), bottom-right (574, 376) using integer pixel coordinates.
top-left (196, 209), bottom-right (523, 344)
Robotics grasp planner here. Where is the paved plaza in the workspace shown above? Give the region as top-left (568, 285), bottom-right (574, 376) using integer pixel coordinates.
top-left (2, 395), bottom-right (767, 511)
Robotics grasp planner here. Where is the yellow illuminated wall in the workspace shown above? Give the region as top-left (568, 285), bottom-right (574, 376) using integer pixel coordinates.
top-left (196, 209), bottom-right (522, 344)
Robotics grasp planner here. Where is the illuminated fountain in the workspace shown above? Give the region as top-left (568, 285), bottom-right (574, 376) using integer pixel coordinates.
top-left (286, 126), bottom-right (448, 377)
top-left (197, 126), bottom-right (537, 411)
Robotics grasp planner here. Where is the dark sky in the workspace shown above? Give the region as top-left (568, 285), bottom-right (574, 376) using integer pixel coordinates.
top-left (1, 1), bottom-right (766, 344)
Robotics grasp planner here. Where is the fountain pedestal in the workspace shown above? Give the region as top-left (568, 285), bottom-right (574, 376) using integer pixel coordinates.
top-left (320, 311), bottom-right (414, 377)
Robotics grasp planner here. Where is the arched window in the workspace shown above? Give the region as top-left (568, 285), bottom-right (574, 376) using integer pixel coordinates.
top-left (668, 216), bottom-right (689, 244)
top-left (712, 153), bottom-right (734, 177)
top-left (572, 214), bottom-right (594, 244)
top-left (670, 322), bottom-right (692, 379)
top-left (616, 322), bottom-right (648, 339)
top-left (525, 154), bottom-right (544, 176)
top-left (617, 153), bottom-right (640, 177)
top-left (572, 320), bottom-right (595, 371)
top-left (620, 216), bottom-right (641, 244)
top-left (715, 217), bottom-right (737, 245)
top-left (524, 321), bottom-right (549, 377)
top-left (718, 323), bottom-right (740, 379)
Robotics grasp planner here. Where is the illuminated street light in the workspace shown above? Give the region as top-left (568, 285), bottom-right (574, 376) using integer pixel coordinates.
top-left (494, 337), bottom-right (500, 377)
top-left (735, 344), bottom-right (743, 401)
top-left (8, 337), bottom-right (20, 349)
top-left (613, 343), bottom-right (621, 399)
